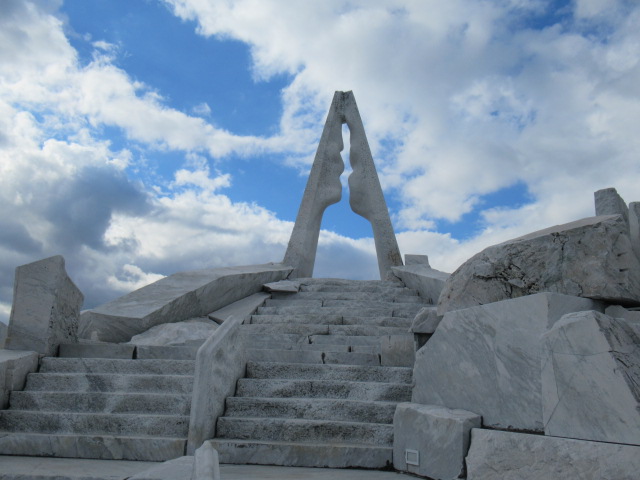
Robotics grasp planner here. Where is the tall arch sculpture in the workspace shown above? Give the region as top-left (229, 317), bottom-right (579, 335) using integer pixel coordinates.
top-left (283, 91), bottom-right (403, 279)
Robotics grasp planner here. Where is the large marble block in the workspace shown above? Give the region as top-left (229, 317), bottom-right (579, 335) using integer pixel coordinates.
top-left (413, 293), bottom-right (599, 431)
top-left (466, 429), bottom-right (640, 480)
top-left (79, 263), bottom-right (290, 343)
top-left (392, 262), bottom-right (449, 305)
top-left (393, 403), bottom-right (480, 479)
top-left (5, 255), bottom-right (83, 356)
top-left (438, 214), bottom-right (640, 315)
top-left (541, 310), bottom-right (640, 445)
top-left (0, 349), bottom-right (39, 409)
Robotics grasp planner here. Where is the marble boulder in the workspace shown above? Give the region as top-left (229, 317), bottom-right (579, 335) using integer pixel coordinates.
top-left (413, 293), bottom-right (599, 431)
top-left (392, 257), bottom-right (449, 305)
top-left (438, 214), bottom-right (640, 315)
top-left (5, 255), bottom-right (83, 356)
top-left (466, 429), bottom-right (640, 480)
top-left (541, 310), bottom-right (640, 445)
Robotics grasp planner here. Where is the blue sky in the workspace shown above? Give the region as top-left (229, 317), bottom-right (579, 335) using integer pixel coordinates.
top-left (1, 0), bottom-right (639, 323)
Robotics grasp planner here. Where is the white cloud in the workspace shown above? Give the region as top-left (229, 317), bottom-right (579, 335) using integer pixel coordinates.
top-left (2, 0), bottom-right (640, 323)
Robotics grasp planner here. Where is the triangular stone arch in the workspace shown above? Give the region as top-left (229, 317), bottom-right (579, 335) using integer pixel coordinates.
top-left (283, 91), bottom-right (403, 279)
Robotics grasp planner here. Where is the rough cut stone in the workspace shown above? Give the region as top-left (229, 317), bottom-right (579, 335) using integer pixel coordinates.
top-left (629, 202), bottom-right (640, 259)
top-left (5, 255), bottom-right (83, 356)
top-left (595, 187), bottom-right (629, 224)
top-left (466, 428), bottom-right (640, 480)
top-left (0, 322), bottom-right (7, 347)
top-left (410, 307), bottom-right (440, 334)
top-left (393, 403), bottom-right (480, 479)
top-left (263, 280), bottom-right (300, 293)
top-left (392, 264), bottom-right (449, 305)
top-left (0, 349), bottom-right (39, 409)
top-left (404, 254), bottom-right (430, 265)
top-left (605, 304), bottom-right (640, 323)
top-left (413, 293), bottom-right (600, 431)
top-left (438, 214), bottom-right (640, 315)
top-left (208, 292), bottom-right (269, 325)
top-left (127, 318), bottom-right (218, 347)
top-left (129, 456), bottom-right (194, 480)
top-left (541, 310), bottom-right (640, 445)
top-left (79, 263), bottom-right (291, 343)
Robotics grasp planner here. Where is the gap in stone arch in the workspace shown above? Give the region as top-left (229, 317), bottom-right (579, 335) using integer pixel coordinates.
top-left (316, 123), bottom-right (378, 280)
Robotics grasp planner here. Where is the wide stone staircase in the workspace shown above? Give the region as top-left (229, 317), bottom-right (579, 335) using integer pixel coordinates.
top-left (0, 345), bottom-right (196, 461)
top-left (210, 278), bottom-right (430, 468)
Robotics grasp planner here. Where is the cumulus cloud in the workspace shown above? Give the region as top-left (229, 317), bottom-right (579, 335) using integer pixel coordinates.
top-left (2, 0), bottom-right (640, 324)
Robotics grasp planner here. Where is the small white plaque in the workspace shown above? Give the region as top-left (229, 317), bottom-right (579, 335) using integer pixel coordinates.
top-left (405, 448), bottom-right (419, 466)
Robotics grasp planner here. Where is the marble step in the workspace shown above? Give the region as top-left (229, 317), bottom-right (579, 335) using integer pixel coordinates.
top-left (0, 432), bottom-right (186, 461)
top-left (246, 361), bottom-right (413, 383)
top-left (24, 373), bottom-right (193, 394)
top-left (39, 357), bottom-right (195, 376)
top-left (247, 349), bottom-right (380, 366)
top-left (241, 324), bottom-right (410, 337)
top-left (9, 391), bottom-right (192, 415)
top-left (299, 284), bottom-right (415, 295)
top-left (246, 341), bottom-right (351, 352)
top-left (249, 314), bottom-right (343, 325)
top-left (216, 417), bottom-right (393, 446)
top-left (0, 411), bottom-right (189, 437)
top-left (256, 305), bottom-right (422, 318)
top-left (295, 278), bottom-right (404, 287)
top-left (271, 291), bottom-right (424, 303)
top-left (58, 343), bottom-right (199, 360)
top-left (236, 378), bottom-right (412, 402)
top-left (248, 314), bottom-right (413, 328)
top-left (224, 397), bottom-right (397, 423)
top-left (211, 438), bottom-right (392, 468)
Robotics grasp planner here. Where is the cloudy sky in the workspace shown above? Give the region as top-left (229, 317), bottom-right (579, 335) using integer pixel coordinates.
top-left (1, 0), bottom-right (639, 324)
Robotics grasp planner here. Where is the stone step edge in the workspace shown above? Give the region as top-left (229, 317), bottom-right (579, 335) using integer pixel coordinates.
top-left (0, 432), bottom-right (187, 462)
top-left (246, 360), bottom-right (413, 373)
top-left (210, 438), bottom-right (393, 469)
top-left (217, 416), bottom-right (393, 429)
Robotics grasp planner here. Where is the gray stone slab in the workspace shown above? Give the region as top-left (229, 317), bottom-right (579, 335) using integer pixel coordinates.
top-left (595, 186), bottom-right (629, 224)
top-left (412, 293), bottom-right (600, 431)
top-left (438, 214), bottom-right (640, 315)
top-left (541, 310), bottom-right (640, 444)
top-left (236, 378), bottom-right (411, 402)
top-left (0, 349), bottom-right (39, 409)
top-left (404, 254), bottom-right (431, 265)
top-left (211, 439), bottom-right (393, 469)
top-left (25, 373), bottom-right (193, 394)
top-left (0, 433), bottom-right (186, 461)
top-left (39, 357), bottom-right (194, 375)
top-left (391, 264), bottom-right (449, 305)
top-left (216, 417), bottom-right (393, 445)
top-left (136, 345), bottom-right (198, 360)
top-left (127, 318), bottom-right (217, 346)
top-left (208, 292), bottom-right (270, 325)
top-left (5, 256), bottom-right (83, 356)
top-left (263, 280), bottom-right (300, 293)
top-left (466, 428), bottom-right (640, 480)
top-left (58, 343), bottom-right (135, 359)
top-left (393, 403), bottom-right (480, 479)
top-left (187, 315), bottom-right (246, 454)
top-left (79, 263), bottom-right (291, 343)
top-left (247, 362), bottom-right (412, 384)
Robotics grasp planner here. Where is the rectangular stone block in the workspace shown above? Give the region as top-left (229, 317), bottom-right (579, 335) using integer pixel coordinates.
top-left (393, 402), bottom-right (480, 479)
top-left (466, 429), bottom-right (640, 480)
top-left (413, 292), bottom-right (600, 431)
top-left (5, 256), bottom-right (83, 356)
top-left (0, 349), bottom-right (39, 409)
top-left (391, 264), bottom-right (449, 305)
